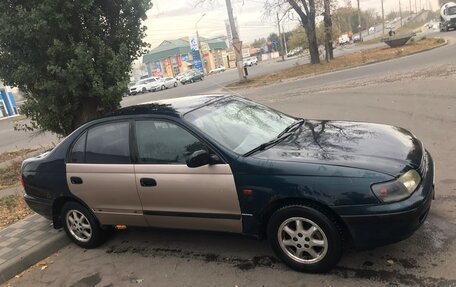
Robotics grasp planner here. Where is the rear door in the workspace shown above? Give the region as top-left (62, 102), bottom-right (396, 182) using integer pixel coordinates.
top-left (133, 119), bottom-right (242, 233)
top-left (66, 121), bottom-right (147, 227)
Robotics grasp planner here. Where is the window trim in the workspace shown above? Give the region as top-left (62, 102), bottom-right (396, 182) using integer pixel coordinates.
top-left (132, 118), bottom-right (226, 165)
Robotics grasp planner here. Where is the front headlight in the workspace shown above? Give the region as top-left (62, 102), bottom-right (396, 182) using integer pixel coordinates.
top-left (371, 170), bottom-right (421, 203)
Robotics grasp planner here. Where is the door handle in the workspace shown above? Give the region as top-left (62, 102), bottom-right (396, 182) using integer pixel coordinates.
top-left (70, 176), bottom-right (83, 184)
top-left (140, 178), bottom-right (157, 187)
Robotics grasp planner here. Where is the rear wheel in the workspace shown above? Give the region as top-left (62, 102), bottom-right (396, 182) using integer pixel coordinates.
top-left (267, 205), bottom-right (342, 273)
top-left (141, 87), bottom-right (146, 93)
top-left (62, 201), bottom-right (107, 249)
top-left (174, 82), bottom-right (178, 87)
top-left (161, 85), bottom-right (165, 90)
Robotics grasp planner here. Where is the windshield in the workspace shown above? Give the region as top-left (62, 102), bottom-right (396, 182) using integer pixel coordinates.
top-left (447, 6), bottom-right (456, 15)
top-left (184, 97), bottom-right (295, 154)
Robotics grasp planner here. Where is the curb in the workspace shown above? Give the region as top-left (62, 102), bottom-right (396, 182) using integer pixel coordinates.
top-left (0, 218), bottom-right (70, 285)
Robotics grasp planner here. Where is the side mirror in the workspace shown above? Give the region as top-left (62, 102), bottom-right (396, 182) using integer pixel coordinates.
top-left (187, 150), bottom-right (210, 168)
top-left (186, 150), bottom-right (221, 168)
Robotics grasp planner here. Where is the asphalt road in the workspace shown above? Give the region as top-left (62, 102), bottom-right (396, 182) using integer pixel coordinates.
top-left (4, 32), bottom-right (456, 286)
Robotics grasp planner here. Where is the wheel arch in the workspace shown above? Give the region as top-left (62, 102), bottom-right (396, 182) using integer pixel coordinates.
top-left (258, 197), bottom-right (352, 244)
top-left (52, 196), bottom-right (99, 229)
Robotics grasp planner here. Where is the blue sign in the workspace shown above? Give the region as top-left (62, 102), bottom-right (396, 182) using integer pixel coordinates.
top-left (0, 89), bottom-right (14, 116)
top-left (191, 50), bottom-right (204, 75)
top-left (189, 36), bottom-right (204, 75)
top-left (155, 61), bottom-right (161, 71)
top-left (272, 39), bottom-right (278, 46)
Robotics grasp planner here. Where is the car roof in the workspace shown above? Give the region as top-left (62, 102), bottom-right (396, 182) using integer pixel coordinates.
top-left (106, 95), bottom-right (228, 119)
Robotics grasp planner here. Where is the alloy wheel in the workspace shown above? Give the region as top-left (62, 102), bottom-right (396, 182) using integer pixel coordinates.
top-left (277, 217), bottom-right (328, 264)
top-left (66, 209), bottom-right (92, 243)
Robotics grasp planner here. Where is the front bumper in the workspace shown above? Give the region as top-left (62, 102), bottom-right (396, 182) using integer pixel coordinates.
top-left (333, 151), bottom-right (435, 249)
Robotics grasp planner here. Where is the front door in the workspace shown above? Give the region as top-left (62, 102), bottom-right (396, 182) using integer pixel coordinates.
top-left (133, 120), bottom-right (242, 233)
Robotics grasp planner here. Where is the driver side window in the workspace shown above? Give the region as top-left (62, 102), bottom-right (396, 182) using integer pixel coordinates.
top-left (135, 120), bottom-right (206, 164)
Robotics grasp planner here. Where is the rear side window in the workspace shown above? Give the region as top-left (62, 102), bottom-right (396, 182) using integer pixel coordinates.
top-left (84, 122), bottom-right (131, 164)
top-left (69, 132), bottom-right (87, 163)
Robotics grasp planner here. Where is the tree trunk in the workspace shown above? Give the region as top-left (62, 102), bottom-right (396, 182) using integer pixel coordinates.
top-left (306, 0), bottom-right (320, 64)
top-left (286, 0), bottom-right (319, 64)
top-left (323, 0), bottom-right (334, 60)
top-left (305, 24), bottom-right (320, 64)
top-left (71, 98), bottom-right (98, 135)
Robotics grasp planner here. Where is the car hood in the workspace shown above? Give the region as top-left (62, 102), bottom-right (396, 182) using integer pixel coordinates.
top-left (254, 120), bottom-right (423, 176)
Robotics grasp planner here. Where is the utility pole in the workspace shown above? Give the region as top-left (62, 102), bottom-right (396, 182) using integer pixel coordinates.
top-left (357, 0), bottom-right (362, 41)
top-left (277, 12), bottom-right (285, 61)
top-left (282, 23), bottom-right (288, 56)
top-left (381, 0), bottom-right (385, 36)
top-left (225, 0), bottom-right (245, 81)
top-left (399, 0), bottom-right (403, 27)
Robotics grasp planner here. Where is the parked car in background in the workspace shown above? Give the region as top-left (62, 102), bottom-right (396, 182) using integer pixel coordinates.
top-left (338, 33), bottom-right (350, 45)
top-left (129, 77), bottom-right (158, 95)
top-left (243, 57), bottom-right (258, 67)
top-left (209, 66), bottom-right (226, 74)
top-left (180, 70), bottom-right (204, 84)
top-left (175, 73), bottom-right (184, 82)
top-left (147, 78), bottom-right (165, 92)
top-left (22, 95), bottom-right (434, 273)
top-left (353, 34), bottom-right (361, 43)
top-left (162, 77), bottom-right (178, 89)
top-left (125, 81), bottom-right (136, 96)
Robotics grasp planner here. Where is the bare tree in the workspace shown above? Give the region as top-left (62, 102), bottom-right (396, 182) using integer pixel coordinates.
top-left (323, 0), bottom-right (334, 60)
top-left (288, 0), bottom-right (320, 64)
top-left (266, 0), bottom-right (320, 64)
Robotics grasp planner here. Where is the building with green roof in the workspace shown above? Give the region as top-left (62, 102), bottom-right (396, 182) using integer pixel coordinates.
top-left (142, 37), bottom-right (229, 77)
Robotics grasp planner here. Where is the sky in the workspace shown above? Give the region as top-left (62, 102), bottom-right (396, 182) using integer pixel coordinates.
top-left (143, 0), bottom-right (439, 49)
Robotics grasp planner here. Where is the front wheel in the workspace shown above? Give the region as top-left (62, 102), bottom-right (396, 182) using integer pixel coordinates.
top-left (62, 201), bottom-right (108, 249)
top-left (267, 205), bottom-right (342, 273)
top-left (161, 85), bottom-right (166, 90)
top-left (174, 82), bottom-right (178, 87)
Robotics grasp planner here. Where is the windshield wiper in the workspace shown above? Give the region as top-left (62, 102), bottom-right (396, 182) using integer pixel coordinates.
top-left (276, 118), bottom-right (305, 139)
top-left (243, 133), bottom-right (292, 157)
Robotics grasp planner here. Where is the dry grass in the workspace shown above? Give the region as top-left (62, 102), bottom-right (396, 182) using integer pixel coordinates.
top-left (0, 147), bottom-right (40, 162)
top-left (0, 160), bottom-right (22, 189)
top-left (0, 193), bottom-right (34, 230)
top-left (0, 148), bottom-right (39, 229)
top-left (228, 38), bottom-right (445, 89)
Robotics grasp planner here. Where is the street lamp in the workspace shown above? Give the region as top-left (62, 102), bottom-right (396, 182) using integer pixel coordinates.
top-left (195, 13), bottom-right (206, 74)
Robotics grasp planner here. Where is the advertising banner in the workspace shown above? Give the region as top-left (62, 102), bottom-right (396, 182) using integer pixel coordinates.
top-left (189, 35), bottom-right (204, 75)
top-left (177, 55), bottom-right (182, 67)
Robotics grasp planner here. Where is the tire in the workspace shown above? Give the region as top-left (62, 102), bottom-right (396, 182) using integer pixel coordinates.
top-left (62, 201), bottom-right (107, 249)
top-left (267, 205), bottom-right (342, 273)
top-left (174, 82), bottom-right (178, 87)
top-left (190, 79), bottom-right (194, 83)
top-left (161, 85), bottom-right (165, 90)
top-left (141, 87), bottom-right (146, 93)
